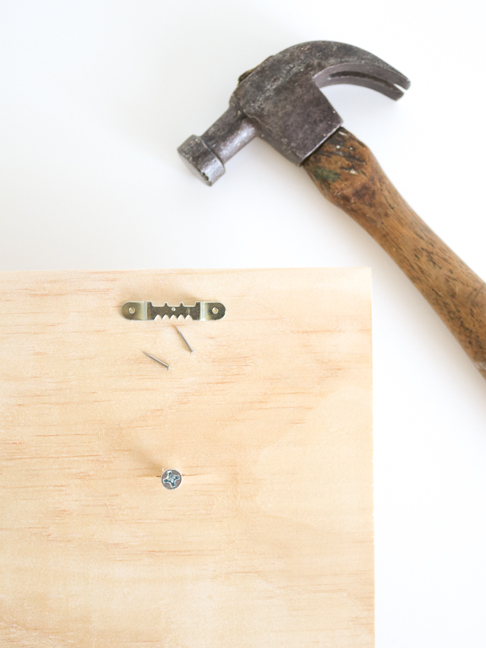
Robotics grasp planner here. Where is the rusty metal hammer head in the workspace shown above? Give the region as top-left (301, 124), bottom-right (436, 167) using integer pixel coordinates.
top-left (178, 41), bottom-right (410, 185)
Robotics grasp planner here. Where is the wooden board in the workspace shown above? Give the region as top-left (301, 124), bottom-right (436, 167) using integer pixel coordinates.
top-left (0, 268), bottom-right (373, 647)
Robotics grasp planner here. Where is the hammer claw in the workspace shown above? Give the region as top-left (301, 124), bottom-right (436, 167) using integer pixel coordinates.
top-left (321, 71), bottom-right (406, 100)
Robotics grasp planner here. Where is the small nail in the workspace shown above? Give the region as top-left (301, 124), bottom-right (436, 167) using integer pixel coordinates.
top-left (175, 326), bottom-right (194, 353)
top-left (142, 351), bottom-right (170, 369)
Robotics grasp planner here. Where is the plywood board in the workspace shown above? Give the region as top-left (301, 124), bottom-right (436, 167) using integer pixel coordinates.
top-left (0, 268), bottom-right (373, 647)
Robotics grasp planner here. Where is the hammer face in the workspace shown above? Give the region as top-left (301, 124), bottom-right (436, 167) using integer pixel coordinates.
top-left (178, 135), bottom-right (225, 186)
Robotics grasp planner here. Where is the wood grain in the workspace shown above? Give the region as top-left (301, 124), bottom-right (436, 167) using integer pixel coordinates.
top-left (0, 268), bottom-right (373, 647)
top-left (304, 128), bottom-right (486, 380)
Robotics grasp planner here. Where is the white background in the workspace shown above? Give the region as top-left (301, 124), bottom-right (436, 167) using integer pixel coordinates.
top-left (1, 1), bottom-right (486, 645)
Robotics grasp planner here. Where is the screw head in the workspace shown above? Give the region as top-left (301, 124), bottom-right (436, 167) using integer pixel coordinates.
top-left (128, 307), bottom-right (136, 315)
top-left (162, 469), bottom-right (182, 490)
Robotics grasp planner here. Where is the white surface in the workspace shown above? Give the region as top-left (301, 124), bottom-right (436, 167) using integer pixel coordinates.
top-left (1, 1), bottom-right (485, 645)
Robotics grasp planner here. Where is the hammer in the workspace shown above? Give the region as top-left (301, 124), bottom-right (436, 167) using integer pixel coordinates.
top-left (178, 41), bottom-right (486, 380)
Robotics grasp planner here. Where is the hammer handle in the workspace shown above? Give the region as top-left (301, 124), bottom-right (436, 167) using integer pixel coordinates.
top-left (304, 128), bottom-right (486, 379)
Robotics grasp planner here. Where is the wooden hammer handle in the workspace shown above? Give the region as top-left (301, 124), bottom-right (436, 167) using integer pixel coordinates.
top-left (304, 127), bottom-right (486, 379)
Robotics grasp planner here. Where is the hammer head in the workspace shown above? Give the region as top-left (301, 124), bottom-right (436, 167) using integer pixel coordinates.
top-left (178, 41), bottom-right (410, 185)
